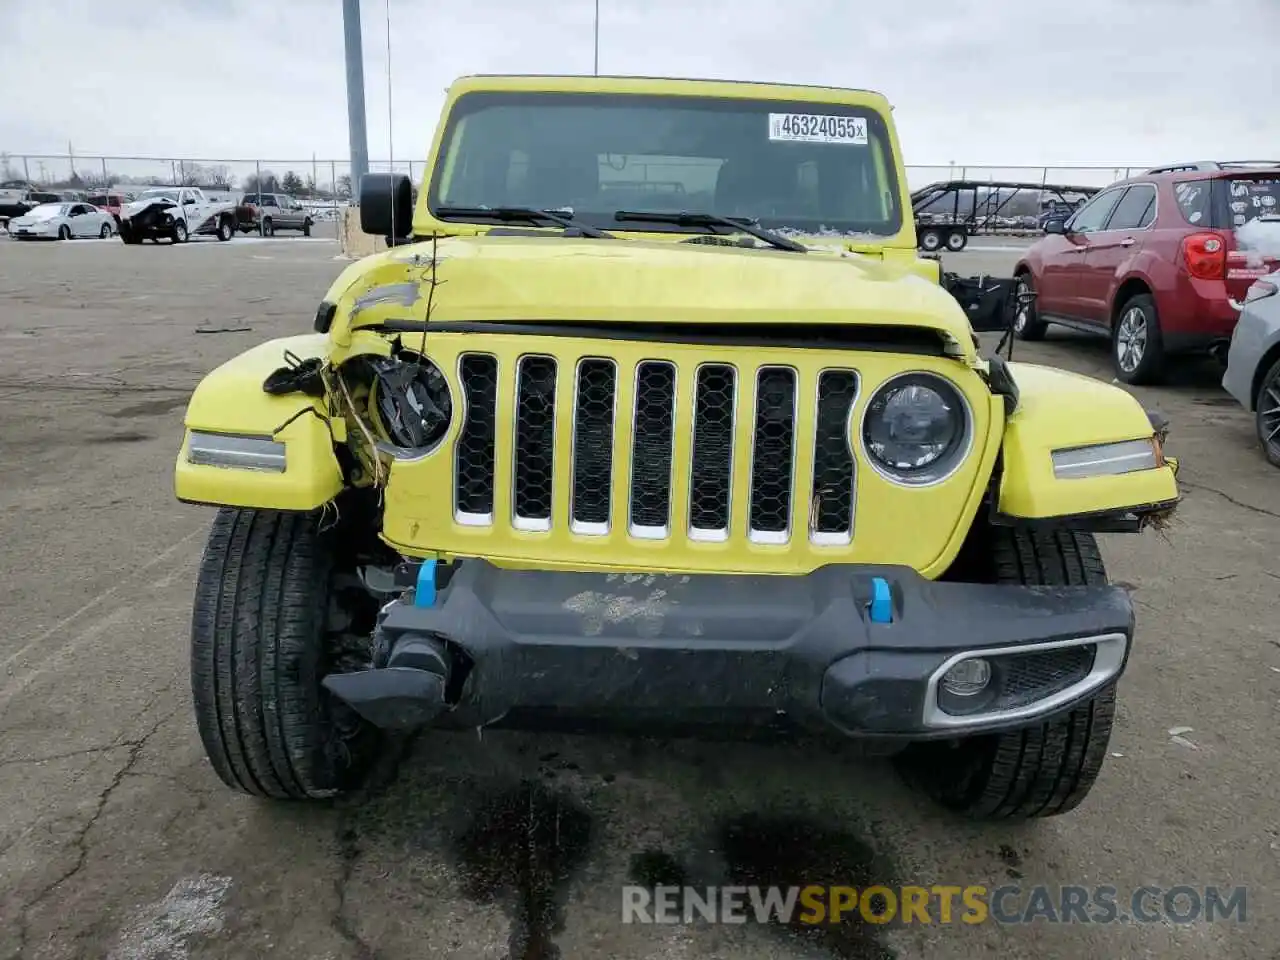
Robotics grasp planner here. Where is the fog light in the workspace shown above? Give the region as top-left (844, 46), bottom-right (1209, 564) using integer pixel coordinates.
top-left (941, 658), bottom-right (991, 697)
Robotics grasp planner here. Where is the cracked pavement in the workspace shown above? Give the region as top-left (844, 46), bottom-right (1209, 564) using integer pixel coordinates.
top-left (1, 237), bottom-right (1277, 960)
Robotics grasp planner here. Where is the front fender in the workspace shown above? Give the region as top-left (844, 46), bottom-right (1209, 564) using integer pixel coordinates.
top-left (174, 334), bottom-right (346, 511)
top-left (997, 363), bottom-right (1178, 521)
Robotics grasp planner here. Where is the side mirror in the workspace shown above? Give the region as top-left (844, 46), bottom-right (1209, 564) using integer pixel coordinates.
top-left (183, 197), bottom-right (196, 205)
top-left (360, 172), bottom-right (413, 238)
top-left (1043, 218), bottom-right (1067, 235)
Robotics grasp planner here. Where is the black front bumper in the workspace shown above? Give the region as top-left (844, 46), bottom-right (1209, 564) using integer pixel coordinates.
top-left (323, 561), bottom-right (1134, 741)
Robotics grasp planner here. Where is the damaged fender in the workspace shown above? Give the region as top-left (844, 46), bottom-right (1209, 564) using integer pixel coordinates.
top-left (996, 362), bottom-right (1178, 523)
top-left (175, 334), bottom-right (347, 511)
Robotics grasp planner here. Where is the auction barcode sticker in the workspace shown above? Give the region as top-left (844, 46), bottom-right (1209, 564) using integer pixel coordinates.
top-left (768, 113), bottom-right (868, 145)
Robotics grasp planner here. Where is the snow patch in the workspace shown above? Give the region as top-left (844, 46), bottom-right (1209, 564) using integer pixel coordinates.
top-left (108, 874), bottom-right (233, 960)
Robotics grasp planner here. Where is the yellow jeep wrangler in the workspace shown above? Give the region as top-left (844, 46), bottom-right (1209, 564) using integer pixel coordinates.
top-left (175, 75), bottom-right (1178, 819)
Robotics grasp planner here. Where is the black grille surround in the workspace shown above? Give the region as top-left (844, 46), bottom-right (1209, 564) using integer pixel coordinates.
top-left (513, 356), bottom-right (558, 527)
top-left (571, 359), bottom-right (617, 530)
top-left (629, 361), bottom-right (677, 535)
top-left (451, 352), bottom-right (863, 545)
top-left (454, 354), bottom-right (498, 520)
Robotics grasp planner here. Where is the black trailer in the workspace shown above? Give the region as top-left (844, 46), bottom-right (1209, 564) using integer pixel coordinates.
top-left (910, 179), bottom-right (1101, 252)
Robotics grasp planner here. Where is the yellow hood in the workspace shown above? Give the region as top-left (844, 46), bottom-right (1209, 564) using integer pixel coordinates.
top-left (326, 234), bottom-right (973, 356)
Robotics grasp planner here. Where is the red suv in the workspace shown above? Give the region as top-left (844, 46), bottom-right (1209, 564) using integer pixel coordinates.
top-left (1012, 161), bottom-right (1280, 384)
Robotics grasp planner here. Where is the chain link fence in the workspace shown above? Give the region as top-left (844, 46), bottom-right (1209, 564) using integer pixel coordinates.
top-left (2, 152), bottom-right (1145, 198)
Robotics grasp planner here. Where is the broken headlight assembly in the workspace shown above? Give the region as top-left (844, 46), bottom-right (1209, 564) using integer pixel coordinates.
top-left (858, 372), bottom-right (971, 486)
top-left (365, 353), bottom-right (454, 455)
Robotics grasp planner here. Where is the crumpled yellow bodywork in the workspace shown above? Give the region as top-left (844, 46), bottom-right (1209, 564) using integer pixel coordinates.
top-left (174, 335), bottom-right (347, 511)
top-left (996, 363), bottom-right (1178, 519)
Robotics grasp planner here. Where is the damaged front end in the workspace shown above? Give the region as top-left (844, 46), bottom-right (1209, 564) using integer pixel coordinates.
top-left (118, 199), bottom-right (176, 242)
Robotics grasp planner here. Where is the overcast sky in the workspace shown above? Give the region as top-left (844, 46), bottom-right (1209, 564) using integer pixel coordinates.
top-left (3, 0), bottom-right (1278, 179)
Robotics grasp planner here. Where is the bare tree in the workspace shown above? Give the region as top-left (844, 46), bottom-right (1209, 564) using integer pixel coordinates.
top-left (206, 164), bottom-right (234, 189)
top-left (335, 173), bottom-right (352, 199)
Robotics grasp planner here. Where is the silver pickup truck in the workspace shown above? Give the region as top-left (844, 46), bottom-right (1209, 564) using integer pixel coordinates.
top-left (236, 192), bottom-right (314, 236)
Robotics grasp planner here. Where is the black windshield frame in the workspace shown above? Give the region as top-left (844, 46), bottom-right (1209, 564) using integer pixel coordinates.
top-left (426, 90), bottom-right (904, 238)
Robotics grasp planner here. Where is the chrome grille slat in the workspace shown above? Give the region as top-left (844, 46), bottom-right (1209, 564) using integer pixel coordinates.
top-left (688, 363), bottom-right (735, 540)
top-left (454, 353), bottom-right (498, 524)
top-left (571, 358), bottom-right (617, 534)
top-left (748, 366), bottom-right (798, 543)
top-left (512, 355), bottom-right (557, 529)
top-left (811, 370), bottom-right (858, 544)
top-left (629, 361), bottom-right (677, 538)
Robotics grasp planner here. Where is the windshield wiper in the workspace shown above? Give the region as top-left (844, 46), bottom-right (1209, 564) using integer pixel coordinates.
top-left (435, 205), bottom-right (615, 239)
top-left (612, 210), bottom-right (807, 253)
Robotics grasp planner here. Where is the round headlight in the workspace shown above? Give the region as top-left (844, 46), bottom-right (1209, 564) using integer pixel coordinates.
top-left (860, 373), bottom-right (969, 485)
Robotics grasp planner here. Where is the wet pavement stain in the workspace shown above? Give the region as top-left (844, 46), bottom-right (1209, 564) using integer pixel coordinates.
top-left (108, 395), bottom-right (190, 418)
top-left (716, 811), bottom-right (900, 960)
top-left (628, 849), bottom-right (689, 888)
top-left (452, 779), bottom-right (593, 960)
top-left (84, 430), bottom-right (152, 444)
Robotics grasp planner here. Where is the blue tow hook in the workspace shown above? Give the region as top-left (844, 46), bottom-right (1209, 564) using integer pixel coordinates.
top-left (414, 559), bottom-right (438, 608)
top-left (868, 576), bottom-right (893, 624)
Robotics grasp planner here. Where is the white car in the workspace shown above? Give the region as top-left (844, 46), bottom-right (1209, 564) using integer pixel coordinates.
top-left (7, 202), bottom-right (117, 241)
top-left (117, 186), bottom-right (238, 244)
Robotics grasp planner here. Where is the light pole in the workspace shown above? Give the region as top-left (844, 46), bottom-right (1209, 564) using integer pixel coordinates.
top-left (593, 0), bottom-right (599, 75)
top-left (343, 0), bottom-right (370, 198)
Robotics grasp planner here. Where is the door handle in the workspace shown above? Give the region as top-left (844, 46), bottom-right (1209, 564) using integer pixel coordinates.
top-left (1120, 238), bottom-right (1136, 247)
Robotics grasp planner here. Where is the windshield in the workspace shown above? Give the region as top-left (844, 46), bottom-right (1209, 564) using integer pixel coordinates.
top-left (429, 91), bottom-right (904, 237)
top-left (26, 204), bottom-right (68, 219)
top-left (139, 189), bottom-right (180, 202)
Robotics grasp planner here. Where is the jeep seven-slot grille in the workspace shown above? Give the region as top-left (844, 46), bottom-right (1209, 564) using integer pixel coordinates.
top-left (453, 353), bottom-right (858, 543)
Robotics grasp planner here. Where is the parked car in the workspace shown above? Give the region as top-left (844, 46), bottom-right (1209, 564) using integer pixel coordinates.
top-left (1013, 161), bottom-right (1280, 384)
top-left (7, 202), bottom-right (117, 240)
top-left (0, 181), bottom-right (64, 224)
top-left (1221, 219), bottom-right (1280, 465)
top-left (236, 192), bottom-right (313, 236)
top-left (87, 192), bottom-right (127, 222)
top-left (117, 186), bottom-right (238, 244)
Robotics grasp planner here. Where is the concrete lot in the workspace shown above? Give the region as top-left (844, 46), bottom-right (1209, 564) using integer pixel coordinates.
top-left (0, 232), bottom-right (1277, 960)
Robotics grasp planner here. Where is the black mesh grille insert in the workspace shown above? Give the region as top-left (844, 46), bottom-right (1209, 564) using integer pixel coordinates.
top-left (812, 370), bottom-right (858, 535)
top-left (513, 355), bottom-right (557, 522)
top-left (629, 361), bottom-right (676, 530)
top-left (689, 364), bottom-right (736, 532)
top-left (749, 367), bottom-right (797, 535)
top-left (572, 359), bottom-right (616, 526)
top-left (455, 354), bottom-right (497, 516)
top-left (993, 645), bottom-right (1097, 710)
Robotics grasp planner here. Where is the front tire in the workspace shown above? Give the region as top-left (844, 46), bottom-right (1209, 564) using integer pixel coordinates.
top-left (896, 527), bottom-right (1118, 820)
top-left (172, 220), bottom-right (188, 244)
top-left (190, 508), bottom-right (380, 800)
top-left (1012, 272), bottom-right (1047, 341)
top-left (1113, 292), bottom-right (1165, 385)
top-left (260, 218), bottom-right (274, 237)
top-left (302, 218), bottom-right (312, 237)
top-left (216, 217), bottom-right (234, 241)
top-left (99, 223), bottom-right (112, 239)
top-left (1254, 357), bottom-right (1280, 468)
top-left (57, 225), bottom-right (71, 241)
